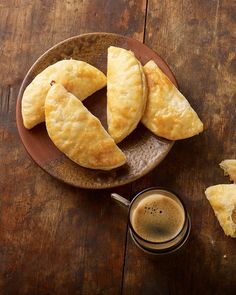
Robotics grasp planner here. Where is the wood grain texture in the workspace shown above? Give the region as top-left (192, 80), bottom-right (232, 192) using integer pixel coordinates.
top-left (0, 0), bottom-right (146, 294)
top-left (1, 0), bottom-right (236, 294)
top-left (123, 0), bottom-right (236, 294)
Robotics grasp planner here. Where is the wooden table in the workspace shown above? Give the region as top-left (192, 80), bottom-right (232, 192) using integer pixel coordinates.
top-left (1, 1), bottom-right (235, 294)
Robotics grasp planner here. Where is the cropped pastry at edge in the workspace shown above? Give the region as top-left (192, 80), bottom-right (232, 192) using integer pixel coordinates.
top-left (205, 184), bottom-right (236, 238)
top-left (220, 159), bottom-right (236, 183)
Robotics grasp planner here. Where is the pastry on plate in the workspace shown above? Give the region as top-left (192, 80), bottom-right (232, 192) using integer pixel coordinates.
top-left (45, 84), bottom-right (126, 170)
top-left (107, 46), bottom-right (147, 143)
top-left (22, 59), bottom-right (106, 129)
top-left (205, 184), bottom-right (236, 238)
top-left (142, 60), bottom-right (204, 140)
top-left (220, 159), bottom-right (236, 183)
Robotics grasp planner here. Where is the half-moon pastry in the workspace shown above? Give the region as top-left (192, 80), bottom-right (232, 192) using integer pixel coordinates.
top-left (22, 59), bottom-right (107, 129)
top-left (45, 84), bottom-right (126, 170)
top-left (142, 60), bottom-right (203, 140)
top-left (107, 46), bottom-right (147, 143)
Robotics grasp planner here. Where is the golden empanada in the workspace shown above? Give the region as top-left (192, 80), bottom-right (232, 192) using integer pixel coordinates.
top-left (142, 60), bottom-right (204, 140)
top-left (22, 59), bottom-right (107, 129)
top-left (45, 84), bottom-right (126, 170)
top-left (220, 159), bottom-right (236, 183)
top-left (205, 184), bottom-right (236, 238)
top-left (107, 46), bottom-right (147, 143)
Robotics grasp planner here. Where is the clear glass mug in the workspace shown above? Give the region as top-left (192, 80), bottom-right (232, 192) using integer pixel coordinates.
top-left (111, 187), bottom-right (191, 255)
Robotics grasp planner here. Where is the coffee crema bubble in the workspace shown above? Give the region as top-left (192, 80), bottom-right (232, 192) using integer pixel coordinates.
top-left (130, 194), bottom-right (185, 243)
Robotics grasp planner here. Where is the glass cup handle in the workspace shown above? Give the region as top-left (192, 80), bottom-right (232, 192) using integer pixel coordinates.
top-left (111, 193), bottom-right (130, 207)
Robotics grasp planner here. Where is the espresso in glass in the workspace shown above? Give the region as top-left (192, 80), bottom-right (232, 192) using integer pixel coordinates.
top-left (129, 188), bottom-right (190, 253)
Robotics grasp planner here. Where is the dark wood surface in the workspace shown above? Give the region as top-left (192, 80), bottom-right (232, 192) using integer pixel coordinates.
top-left (0, 1), bottom-right (235, 294)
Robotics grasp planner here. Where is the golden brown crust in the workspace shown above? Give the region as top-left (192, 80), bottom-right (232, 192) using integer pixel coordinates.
top-left (220, 159), bottom-right (236, 183)
top-left (22, 59), bottom-right (107, 129)
top-left (205, 184), bottom-right (236, 238)
top-left (141, 60), bottom-right (204, 140)
top-left (107, 46), bottom-right (147, 143)
top-left (45, 84), bottom-right (126, 170)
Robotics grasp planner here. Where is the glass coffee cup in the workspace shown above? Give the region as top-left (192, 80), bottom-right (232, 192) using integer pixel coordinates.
top-left (111, 187), bottom-right (191, 255)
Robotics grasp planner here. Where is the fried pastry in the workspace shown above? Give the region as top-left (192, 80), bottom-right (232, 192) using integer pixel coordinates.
top-left (45, 84), bottom-right (126, 170)
top-left (22, 59), bottom-right (107, 129)
top-left (107, 46), bottom-right (147, 143)
top-left (205, 184), bottom-right (236, 238)
top-left (220, 159), bottom-right (236, 183)
top-left (142, 60), bottom-right (203, 140)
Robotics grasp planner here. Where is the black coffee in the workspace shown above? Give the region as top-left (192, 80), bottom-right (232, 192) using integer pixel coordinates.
top-left (131, 194), bottom-right (185, 243)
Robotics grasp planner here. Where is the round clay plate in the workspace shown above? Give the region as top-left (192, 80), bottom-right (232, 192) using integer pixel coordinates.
top-left (16, 33), bottom-right (176, 189)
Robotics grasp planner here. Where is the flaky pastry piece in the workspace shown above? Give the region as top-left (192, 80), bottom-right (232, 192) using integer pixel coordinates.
top-left (107, 46), bottom-right (147, 143)
top-left (22, 59), bottom-right (106, 129)
top-left (45, 84), bottom-right (126, 170)
top-left (205, 184), bottom-right (236, 238)
top-left (220, 159), bottom-right (236, 183)
top-left (142, 60), bottom-right (203, 140)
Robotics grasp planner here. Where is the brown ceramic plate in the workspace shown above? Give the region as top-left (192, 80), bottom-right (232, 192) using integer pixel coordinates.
top-left (16, 33), bottom-right (177, 189)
